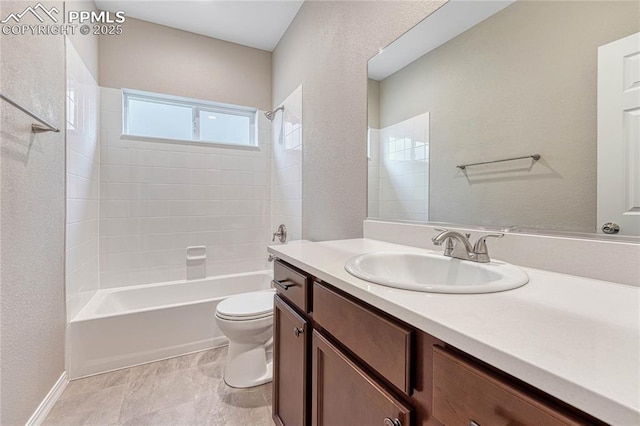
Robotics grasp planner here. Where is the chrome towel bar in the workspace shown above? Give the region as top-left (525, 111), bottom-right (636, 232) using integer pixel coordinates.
top-left (457, 154), bottom-right (540, 170)
top-left (0, 93), bottom-right (60, 133)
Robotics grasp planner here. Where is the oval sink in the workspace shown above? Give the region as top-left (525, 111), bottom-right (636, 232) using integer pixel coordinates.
top-left (344, 251), bottom-right (528, 294)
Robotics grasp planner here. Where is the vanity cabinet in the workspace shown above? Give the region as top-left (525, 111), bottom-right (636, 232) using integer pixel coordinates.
top-left (432, 347), bottom-right (584, 426)
top-left (272, 260), bottom-right (313, 426)
top-left (311, 281), bottom-right (441, 426)
top-left (273, 260), bottom-right (312, 313)
top-left (313, 282), bottom-right (413, 394)
top-left (272, 259), bottom-right (605, 426)
top-left (273, 295), bottom-right (309, 426)
top-left (312, 330), bottom-right (412, 426)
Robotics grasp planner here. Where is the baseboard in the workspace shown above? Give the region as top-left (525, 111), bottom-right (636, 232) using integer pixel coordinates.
top-left (26, 371), bottom-right (68, 426)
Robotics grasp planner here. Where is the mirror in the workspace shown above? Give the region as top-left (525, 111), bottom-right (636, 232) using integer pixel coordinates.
top-left (367, 0), bottom-right (640, 237)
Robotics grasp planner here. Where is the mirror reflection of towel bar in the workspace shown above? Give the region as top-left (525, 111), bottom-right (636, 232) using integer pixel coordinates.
top-left (457, 154), bottom-right (540, 170)
top-left (0, 93), bottom-right (60, 133)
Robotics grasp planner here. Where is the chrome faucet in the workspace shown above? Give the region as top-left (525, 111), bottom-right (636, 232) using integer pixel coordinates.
top-left (431, 229), bottom-right (503, 263)
top-left (272, 224), bottom-right (287, 243)
top-left (432, 229), bottom-right (474, 260)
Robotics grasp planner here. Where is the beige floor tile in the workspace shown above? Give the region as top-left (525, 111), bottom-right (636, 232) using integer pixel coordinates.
top-left (43, 384), bottom-right (127, 426)
top-left (196, 347), bottom-right (227, 367)
top-left (260, 381), bottom-right (273, 406)
top-left (126, 358), bottom-right (177, 383)
top-left (220, 385), bottom-right (269, 410)
top-left (193, 392), bottom-right (271, 426)
top-left (119, 368), bottom-right (201, 422)
top-left (120, 401), bottom-right (196, 426)
top-left (43, 347), bottom-right (274, 426)
top-left (62, 369), bottom-right (131, 400)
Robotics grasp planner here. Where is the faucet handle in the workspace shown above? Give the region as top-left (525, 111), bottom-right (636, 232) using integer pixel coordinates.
top-left (473, 233), bottom-right (504, 254)
top-left (272, 224), bottom-right (287, 243)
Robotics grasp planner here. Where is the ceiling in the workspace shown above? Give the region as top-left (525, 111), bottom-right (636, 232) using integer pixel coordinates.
top-left (94, 0), bottom-right (304, 52)
top-left (368, 0), bottom-right (515, 81)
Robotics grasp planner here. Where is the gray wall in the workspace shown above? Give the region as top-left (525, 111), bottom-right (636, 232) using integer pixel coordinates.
top-left (377, 1), bottom-right (639, 232)
top-left (99, 16), bottom-right (272, 110)
top-left (0, 1), bottom-right (66, 424)
top-left (272, 0), bottom-right (444, 241)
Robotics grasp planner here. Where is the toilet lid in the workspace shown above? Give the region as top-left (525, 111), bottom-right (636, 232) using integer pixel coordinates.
top-left (216, 290), bottom-right (275, 320)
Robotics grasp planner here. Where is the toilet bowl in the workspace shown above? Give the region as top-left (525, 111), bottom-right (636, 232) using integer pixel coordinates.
top-left (215, 289), bottom-right (275, 388)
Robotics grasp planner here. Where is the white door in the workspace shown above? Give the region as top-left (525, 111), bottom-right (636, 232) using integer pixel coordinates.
top-left (597, 32), bottom-right (640, 236)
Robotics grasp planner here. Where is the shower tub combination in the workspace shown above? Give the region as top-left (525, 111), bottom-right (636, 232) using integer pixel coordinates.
top-left (68, 270), bottom-right (273, 379)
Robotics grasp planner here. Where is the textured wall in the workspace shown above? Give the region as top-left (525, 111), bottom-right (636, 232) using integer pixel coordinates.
top-left (99, 17), bottom-right (272, 111)
top-left (0, 1), bottom-right (66, 424)
top-left (377, 0), bottom-right (640, 233)
top-left (272, 0), bottom-right (444, 241)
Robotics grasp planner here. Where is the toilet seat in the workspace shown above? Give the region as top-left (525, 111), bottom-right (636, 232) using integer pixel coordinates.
top-left (216, 290), bottom-right (275, 321)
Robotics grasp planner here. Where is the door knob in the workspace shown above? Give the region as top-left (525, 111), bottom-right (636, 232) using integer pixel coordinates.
top-left (602, 222), bottom-right (620, 234)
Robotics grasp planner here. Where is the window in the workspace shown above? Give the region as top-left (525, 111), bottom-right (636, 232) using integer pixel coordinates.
top-left (123, 89), bottom-right (257, 147)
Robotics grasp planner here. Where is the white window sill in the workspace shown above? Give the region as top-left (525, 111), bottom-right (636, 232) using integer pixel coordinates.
top-left (121, 134), bottom-right (261, 151)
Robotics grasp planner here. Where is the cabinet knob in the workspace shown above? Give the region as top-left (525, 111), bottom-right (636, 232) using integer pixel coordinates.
top-left (469, 421), bottom-right (480, 426)
top-left (294, 327), bottom-right (304, 337)
top-left (383, 418), bottom-right (401, 426)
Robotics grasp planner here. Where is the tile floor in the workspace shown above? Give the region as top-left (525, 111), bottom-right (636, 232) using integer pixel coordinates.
top-left (44, 347), bottom-right (274, 426)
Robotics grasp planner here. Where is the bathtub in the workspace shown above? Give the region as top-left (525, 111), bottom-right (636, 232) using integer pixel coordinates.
top-left (67, 270), bottom-right (273, 379)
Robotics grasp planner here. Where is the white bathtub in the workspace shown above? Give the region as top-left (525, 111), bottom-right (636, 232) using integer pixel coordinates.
top-left (67, 270), bottom-right (273, 379)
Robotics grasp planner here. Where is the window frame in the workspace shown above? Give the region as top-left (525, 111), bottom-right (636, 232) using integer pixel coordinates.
top-left (122, 89), bottom-right (258, 149)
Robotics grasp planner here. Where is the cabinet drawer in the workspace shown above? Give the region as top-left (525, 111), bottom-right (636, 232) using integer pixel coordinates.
top-left (274, 260), bottom-right (311, 313)
top-left (433, 347), bottom-right (584, 426)
top-left (313, 282), bottom-right (412, 394)
top-left (312, 330), bottom-right (412, 426)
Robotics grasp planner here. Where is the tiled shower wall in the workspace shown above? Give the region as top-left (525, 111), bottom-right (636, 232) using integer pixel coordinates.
top-left (367, 128), bottom-right (380, 218)
top-left (271, 85), bottom-right (303, 242)
top-left (368, 113), bottom-right (429, 222)
top-left (65, 42), bottom-right (100, 320)
top-left (99, 87), bottom-right (272, 288)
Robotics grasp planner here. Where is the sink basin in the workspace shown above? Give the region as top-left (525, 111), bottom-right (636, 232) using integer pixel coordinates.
top-left (344, 251), bottom-right (528, 294)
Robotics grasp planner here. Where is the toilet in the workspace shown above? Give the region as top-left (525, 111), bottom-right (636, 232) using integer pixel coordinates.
top-left (215, 289), bottom-right (276, 388)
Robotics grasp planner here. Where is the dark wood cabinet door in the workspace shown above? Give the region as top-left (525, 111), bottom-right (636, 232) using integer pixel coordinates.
top-left (312, 330), bottom-right (412, 426)
top-left (273, 295), bottom-right (309, 426)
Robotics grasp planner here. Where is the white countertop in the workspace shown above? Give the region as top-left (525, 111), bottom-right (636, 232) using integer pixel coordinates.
top-left (268, 238), bottom-right (640, 425)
